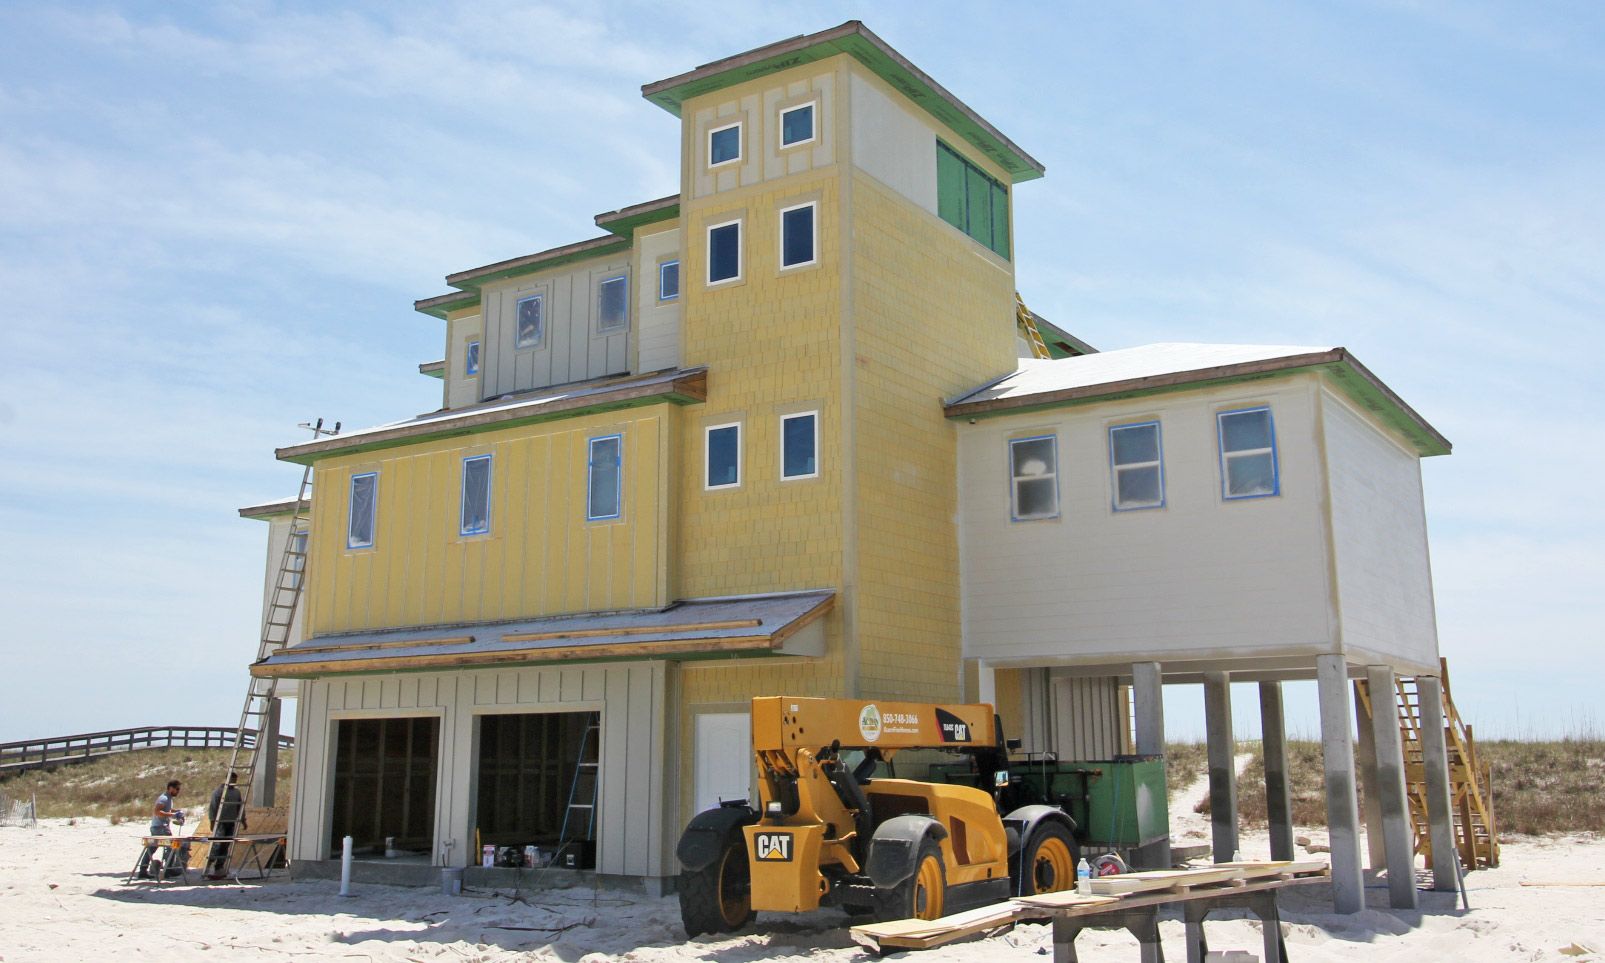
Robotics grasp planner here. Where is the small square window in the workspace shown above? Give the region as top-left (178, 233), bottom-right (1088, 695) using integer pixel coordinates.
top-left (708, 122), bottom-right (741, 167)
top-left (780, 203), bottom-right (817, 269)
top-left (780, 102), bottom-right (815, 148)
top-left (1109, 422), bottom-right (1164, 511)
top-left (705, 422), bottom-right (741, 490)
top-left (707, 220), bottom-right (741, 284)
top-left (587, 435), bottom-right (622, 521)
top-left (460, 455), bottom-right (492, 536)
top-left (1009, 436), bottom-right (1058, 520)
top-left (464, 340), bottom-right (480, 376)
top-left (781, 411), bottom-right (818, 480)
top-left (347, 472), bottom-right (378, 549)
top-left (1218, 407), bottom-right (1279, 499)
top-left (597, 275), bottom-right (628, 332)
top-left (658, 260), bottom-right (680, 301)
top-left (515, 294), bottom-right (543, 348)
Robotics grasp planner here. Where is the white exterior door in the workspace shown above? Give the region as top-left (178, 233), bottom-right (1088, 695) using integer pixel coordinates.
top-left (693, 712), bottom-right (752, 813)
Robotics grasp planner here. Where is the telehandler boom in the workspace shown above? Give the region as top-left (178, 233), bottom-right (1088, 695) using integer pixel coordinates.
top-left (676, 697), bottom-right (1080, 936)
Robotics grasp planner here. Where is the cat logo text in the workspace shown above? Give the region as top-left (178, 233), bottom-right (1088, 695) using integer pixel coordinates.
top-left (754, 832), bottom-right (793, 862)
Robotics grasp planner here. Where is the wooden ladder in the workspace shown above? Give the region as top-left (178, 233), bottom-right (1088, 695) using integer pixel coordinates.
top-left (1357, 658), bottom-right (1498, 872)
top-left (1015, 293), bottom-right (1051, 360)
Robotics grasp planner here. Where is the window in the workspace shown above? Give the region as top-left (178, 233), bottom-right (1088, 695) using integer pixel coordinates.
top-left (707, 219), bottom-right (742, 284)
top-left (347, 472), bottom-right (377, 548)
top-left (936, 141), bottom-right (1010, 259)
top-left (597, 275), bottom-right (627, 332)
top-left (780, 202), bottom-right (817, 269)
top-left (1109, 422), bottom-right (1164, 511)
top-left (1218, 407), bottom-right (1279, 499)
top-left (460, 454), bottom-right (492, 536)
top-left (465, 340), bottom-right (480, 376)
top-left (1009, 436), bottom-right (1058, 520)
top-left (658, 260), bottom-right (680, 301)
top-left (705, 422), bottom-right (741, 490)
top-left (515, 294), bottom-right (543, 348)
top-left (780, 102), bottom-right (815, 148)
top-left (587, 435), bottom-right (622, 520)
top-left (781, 411), bottom-right (818, 480)
top-left (708, 121), bottom-right (741, 167)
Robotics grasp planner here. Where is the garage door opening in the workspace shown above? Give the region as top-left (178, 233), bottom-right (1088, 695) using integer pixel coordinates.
top-left (475, 711), bottom-right (599, 866)
top-left (329, 716), bottom-right (439, 861)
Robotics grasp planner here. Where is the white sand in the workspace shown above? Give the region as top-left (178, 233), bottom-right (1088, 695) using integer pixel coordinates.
top-left (2, 818), bottom-right (1602, 962)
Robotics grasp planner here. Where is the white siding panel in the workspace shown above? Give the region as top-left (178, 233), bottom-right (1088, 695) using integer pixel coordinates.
top-left (849, 69), bottom-right (938, 214)
top-left (480, 256), bottom-right (631, 398)
top-left (635, 227), bottom-right (682, 373)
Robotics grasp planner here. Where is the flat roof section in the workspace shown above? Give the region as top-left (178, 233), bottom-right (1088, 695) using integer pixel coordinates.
top-left (251, 590), bottom-right (835, 677)
top-left (238, 495), bottom-right (309, 520)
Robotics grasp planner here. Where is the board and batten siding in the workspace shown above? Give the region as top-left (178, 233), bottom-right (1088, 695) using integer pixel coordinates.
top-left (303, 406), bottom-right (670, 637)
top-left (1014, 671), bottom-right (1127, 761)
top-left (958, 377), bottom-right (1334, 670)
top-left (1320, 388), bottom-right (1440, 672)
top-left (444, 312), bottom-right (483, 410)
top-left (634, 226), bottom-right (681, 373)
top-left (480, 254), bottom-right (631, 398)
top-left (288, 662), bottom-right (672, 878)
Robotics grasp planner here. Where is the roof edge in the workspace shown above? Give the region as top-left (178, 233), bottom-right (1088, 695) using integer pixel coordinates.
top-left (446, 235), bottom-right (632, 291)
top-left (238, 496), bottom-right (309, 520)
top-left (413, 290), bottom-right (481, 319)
top-left (595, 194), bottom-right (681, 238)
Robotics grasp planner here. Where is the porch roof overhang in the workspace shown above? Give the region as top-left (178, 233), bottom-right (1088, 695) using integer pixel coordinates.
top-left (250, 590), bottom-right (835, 678)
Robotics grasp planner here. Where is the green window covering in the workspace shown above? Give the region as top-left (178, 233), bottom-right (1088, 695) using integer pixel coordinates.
top-left (935, 140), bottom-right (1009, 260)
top-left (937, 142), bottom-right (967, 231)
top-left (989, 182), bottom-right (1010, 258)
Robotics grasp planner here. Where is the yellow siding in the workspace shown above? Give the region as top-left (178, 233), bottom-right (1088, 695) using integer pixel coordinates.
top-left (304, 407), bottom-right (669, 636)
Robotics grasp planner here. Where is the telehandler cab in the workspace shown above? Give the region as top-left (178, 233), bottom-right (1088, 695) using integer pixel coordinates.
top-left (676, 697), bottom-right (1080, 936)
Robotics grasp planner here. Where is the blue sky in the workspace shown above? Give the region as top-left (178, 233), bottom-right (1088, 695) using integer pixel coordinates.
top-left (1, 2), bottom-right (1601, 742)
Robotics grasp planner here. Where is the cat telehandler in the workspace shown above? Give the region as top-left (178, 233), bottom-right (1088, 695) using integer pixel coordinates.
top-left (676, 696), bottom-right (1081, 936)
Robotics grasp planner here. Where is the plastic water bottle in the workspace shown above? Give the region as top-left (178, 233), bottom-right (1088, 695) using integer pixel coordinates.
top-left (1076, 857), bottom-right (1092, 895)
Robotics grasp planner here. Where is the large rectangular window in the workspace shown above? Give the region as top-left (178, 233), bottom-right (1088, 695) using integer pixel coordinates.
top-left (658, 260), bottom-right (679, 301)
top-left (1218, 406), bottom-right (1280, 499)
top-left (587, 435), bottom-right (622, 520)
top-left (780, 202), bottom-right (817, 269)
top-left (464, 340), bottom-right (480, 376)
top-left (515, 294), bottom-right (544, 348)
top-left (460, 454), bottom-right (492, 536)
top-left (936, 141), bottom-right (1010, 259)
top-left (1009, 436), bottom-right (1058, 520)
top-left (707, 219), bottom-right (741, 285)
top-left (329, 716), bottom-right (438, 858)
top-left (708, 121), bottom-right (741, 167)
top-left (780, 102), bottom-right (815, 148)
top-left (347, 472), bottom-right (377, 548)
top-left (1109, 422), bottom-right (1164, 511)
top-left (597, 275), bottom-right (627, 332)
top-left (705, 422), bottom-right (741, 490)
top-left (781, 411), bottom-right (818, 480)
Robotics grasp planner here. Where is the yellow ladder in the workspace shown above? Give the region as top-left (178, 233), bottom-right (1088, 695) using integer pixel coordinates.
top-left (1015, 292), bottom-right (1051, 360)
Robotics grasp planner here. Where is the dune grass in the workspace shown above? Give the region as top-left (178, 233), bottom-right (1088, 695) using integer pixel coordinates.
top-left (1164, 741), bottom-right (1209, 798)
top-left (0, 748), bottom-right (293, 821)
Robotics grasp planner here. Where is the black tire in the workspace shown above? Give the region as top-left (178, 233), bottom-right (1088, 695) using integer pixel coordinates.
top-left (873, 838), bottom-right (947, 922)
top-left (679, 831), bottom-right (755, 938)
top-left (1012, 821), bottom-right (1081, 897)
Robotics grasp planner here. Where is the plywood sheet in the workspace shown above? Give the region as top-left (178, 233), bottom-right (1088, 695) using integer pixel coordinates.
top-left (1087, 867), bottom-right (1242, 895)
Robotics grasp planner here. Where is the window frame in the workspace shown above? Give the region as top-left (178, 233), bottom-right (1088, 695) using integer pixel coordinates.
top-left (514, 293), bottom-right (544, 349)
top-left (707, 120), bottom-right (743, 169)
top-left (464, 339), bottom-right (480, 377)
top-left (1008, 434), bottom-right (1060, 522)
top-left (778, 201), bottom-right (819, 270)
top-left (706, 217), bottom-right (743, 286)
top-left (1217, 405), bottom-right (1281, 501)
top-left (778, 101), bottom-right (817, 149)
top-left (704, 421), bottom-right (743, 491)
top-left (596, 274), bottom-right (628, 333)
top-left (586, 434), bottom-right (624, 522)
top-left (459, 454), bottom-right (493, 537)
top-left (1108, 421), bottom-right (1166, 512)
top-left (346, 471), bottom-right (378, 549)
top-left (657, 259), bottom-right (680, 301)
top-left (780, 410), bottom-right (819, 481)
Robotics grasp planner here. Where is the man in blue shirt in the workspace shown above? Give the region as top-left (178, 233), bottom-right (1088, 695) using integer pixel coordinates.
top-left (134, 780), bottom-right (184, 879)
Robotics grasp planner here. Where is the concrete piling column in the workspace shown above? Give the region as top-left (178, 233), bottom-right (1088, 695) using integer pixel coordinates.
top-left (1130, 661), bottom-right (1170, 869)
top-left (250, 697), bottom-right (282, 808)
top-left (1352, 683), bottom-right (1386, 871)
top-left (1203, 671), bottom-right (1238, 863)
top-left (1316, 654), bottom-right (1364, 913)
top-left (1366, 665), bottom-right (1420, 909)
top-left (1259, 681), bottom-right (1295, 861)
top-left (1416, 676), bottom-right (1461, 893)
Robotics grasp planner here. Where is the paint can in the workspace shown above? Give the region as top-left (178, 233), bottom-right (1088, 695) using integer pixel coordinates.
top-left (385, 837), bottom-right (397, 859)
top-left (523, 845), bottom-right (537, 868)
top-left (481, 844), bottom-right (495, 868)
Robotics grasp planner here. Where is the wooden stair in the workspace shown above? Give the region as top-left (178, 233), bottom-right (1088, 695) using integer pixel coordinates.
top-left (1358, 658), bottom-right (1498, 872)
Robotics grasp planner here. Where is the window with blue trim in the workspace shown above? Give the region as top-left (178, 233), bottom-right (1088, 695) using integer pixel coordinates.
top-left (708, 121), bottom-right (741, 166)
top-left (1110, 422), bottom-right (1164, 511)
top-left (587, 435), bottom-right (622, 520)
top-left (515, 294), bottom-right (543, 348)
top-left (1009, 436), bottom-right (1058, 520)
top-left (705, 423), bottom-right (741, 490)
top-left (597, 275), bottom-right (628, 332)
top-left (460, 455), bottom-right (492, 535)
top-left (658, 260), bottom-right (679, 300)
top-left (780, 102), bottom-right (815, 147)
top-left (1218, 407), bottom-right (1279, 499)
top-left (347, 472), bottom-right (377, 548)
top-left (465, 340), bottom-right (480, 376)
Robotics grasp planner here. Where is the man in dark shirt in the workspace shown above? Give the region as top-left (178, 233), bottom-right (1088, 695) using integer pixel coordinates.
top-left (203, 773), bottom-right (248, 880)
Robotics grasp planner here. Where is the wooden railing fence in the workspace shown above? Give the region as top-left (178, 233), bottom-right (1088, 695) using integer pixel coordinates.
top-left (0, 726), bottom-right (294, 774)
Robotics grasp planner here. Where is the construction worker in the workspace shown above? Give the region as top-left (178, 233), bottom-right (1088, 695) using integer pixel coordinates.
top-left (204, 773), bottom-right (248, 879)
top-left (134, 780), bottom-right (184, 879)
